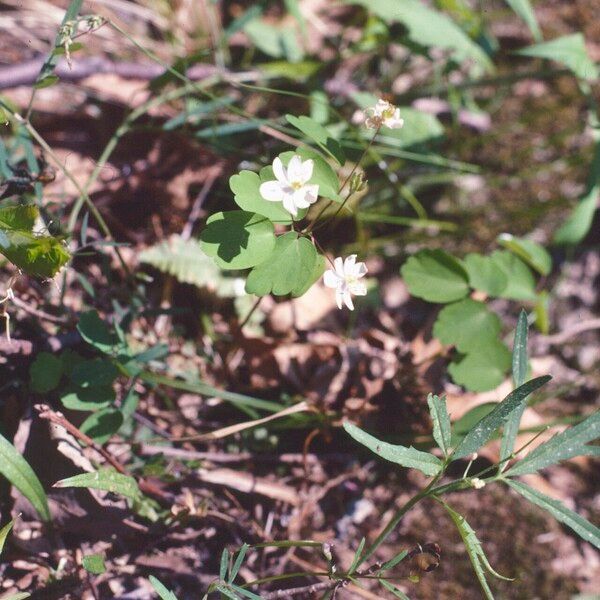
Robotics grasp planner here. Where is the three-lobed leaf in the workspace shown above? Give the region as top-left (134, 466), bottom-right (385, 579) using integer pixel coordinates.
top-left (401, 249), bottom-right (470, 303)
top-left (448, 341), bottom-right (511, 392)
top-left (200, 210), bottom-right (276, 270)
top-left (489, 251), bottom-right (537, 301)
top-left (343, 422), bottom-right (443, 476)
top-left (463, 253), bottom-right (508, 297)
top-left (245, 232), bottom-right (319, 297)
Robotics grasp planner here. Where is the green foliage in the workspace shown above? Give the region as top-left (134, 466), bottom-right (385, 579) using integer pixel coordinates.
top-left (506, 410), bottom-right (600, 476)
top-left (343, 422), bottom-right (443, 476)
top-left (452, 376), bottom-right (551, 460)
top-left (0, 433), bottom-right (51, 521)
top-left (285, 115), bottom-right (345, 165)
top-left (200, 211), bottom-right (276, 270)
top-left (402, 242), bottom-right (547, 390)
top-left (347, 0), bottom-right (493, 73)
top-left (54, 469), bottom-right (139, 499)
top-left (82, 554), bottom-right (106, 575)
top-left (505, 480), bottom-right (600, 549)
top-left (245, 232), bottom-right (321, 297)
top-left (149, 576), bottom-right (179, 600)
top-left (139, 236), bottom-right (221, 286)
top-left (29, 352), bottom-right (63, 393)
top-left (400, 249), bottom-right (469, 303)
top-left (77, 310), bottom-right (121, 354)
top-left (427, 393), bottom-right (452, 457)
top-left (0, 517), bottom-right (15, 555)
top-left (80, 408), bottom-right (124, 444)
top-left (504, 0), bottom-right (541, 41)
top-left (244, 18), bottom-right (303, 63)
top-left (517, 33), bottom-right (598, 81)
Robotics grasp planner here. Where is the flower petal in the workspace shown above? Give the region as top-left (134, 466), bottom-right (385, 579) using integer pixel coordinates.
top-left (335, 288), bottom-right (344, 310)
top-left (349, 282), bottom-right (367, 296)
top-left (343, 290), bottom-right (355, 310)
top-left (353, 261), bottom-right (368, 277)
top-left (287, 155), bottom-right (304, 182)
top-left (299, 159), bottom-right (314, 183)
top-left (272, 157), bottom-right (287, 183)
top-left (282, 193), bottom-right (298, 216)
top-left (303, 184), bottom-right (319, 204)
top-left (260, 181), bottom-right (285, 202)
top-left (343, 255), bottom-right (357, 274)
top-left (323, 269), bottom-right (340, 289)
top-left (293, 189), bottom-right (312, 209)
top-left (334, 257), bottom-right (345, 277)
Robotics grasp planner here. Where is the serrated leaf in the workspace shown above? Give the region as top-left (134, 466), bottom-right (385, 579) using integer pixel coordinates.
top-left (428, 394), bottom-right (452, 456)
top-left (463, 253), bottom-right (508, 297)
top-left (229, 171), bottom-right (293, 224)
top-left (245, 232), bottom-right (318, 297)
top-left (0, 434), bottom-right (50, 522)
top-left (200, 210), bottom-right (276, 270)
top-left (54, 469), bottom-right (139, 500)
top-left (285, 115), bottom-right (345, 165)
top-left (452, 376), bottom-right (551, 460)
top-left (29, 352), bottom-right (63, 393)
top-left (400, 249), bottom-right (469, 303)
top-left (77, 311), bottom-right (121, 354)
top-left (347, 0), bottom-right (493, 74)
top-left (139, 235), bottom-right (222, 287)
top-left (507, 410), bottom-right (600, 476)
top-left (149, 576), bottom-right (179, 600)
top-left (343, 422), bottom-right (442, 476)
top-left (448, 340), bottom-right (511, 392)
top-left (433, 299), bottom-right (503, 353)
top-left (500, 310), bottom-right (530, 465)
top-left (497, 234), bottom-right (552, 276)
top-left (517, 33), bottom-right (598, 81)
top-left (80, 409), bottom-right (124, 444)
top-left (505, 480), bottom-right (600, 549)
top-left (442, 502), bottom-right (510, 600)
top-left (0, 205), bottom-right (38, 230)
top-left (489, 251), bottom-right (537, 301)
top-left (0, 230), bottom-right (69, 278)
top-left (82, 554), bottom-right (106, 575)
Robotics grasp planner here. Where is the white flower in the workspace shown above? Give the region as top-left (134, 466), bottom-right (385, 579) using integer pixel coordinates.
top-left (470, 477), bottom-right (486, 490)
top-left (259, 155), bottom-right (319, 217)
top-left (323, 255), bottom-right (368, 310)
top-left (365, 99), bottom-right (404, 130)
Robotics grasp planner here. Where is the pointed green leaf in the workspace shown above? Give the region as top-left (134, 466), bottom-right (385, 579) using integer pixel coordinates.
top-left (343, 422), bottom-right (442, 476)
top-left (433, 299), bottom-right (502, 353)
top-left (497, 234), bottom-right (552, 276)
top-left (230, 170), bottom-right (293, 224)
top-left (507, 410), bottom-right (600, 476)
top-left (229, 544), bottom-right (249, 583)
top-left (348, 537), bottom-right (366, 574)
top-left (428, 394), bottom-right (452, 456)
top-left (500, 310), bottom-right (530, 465)
top-left (200, 211), bottom-right (276, 270)
top-left (506, 479), bottom-right (600, 549)
top-left (379, 579), bottom-right (410, 600)
top-left (54, 469), bottom-right (139, 500)
top-left (504, 0), bottom-right (541, 41)
top-left (77, 310), bottom-right (121, 353)
top-left (517, 33), bottom-right (597, 81)
top-left (463, 253), bottom-right (508, 297)
top-left (0, 517), bottom-right (16, 555)
top-left (554, 183), bottom-right (598, 245)
top-left (149, 576), bottom-right (179, 600)
top-left (285, 114), bottom-right (345, 165)
top-left (229, 584), bottom-right (262, 600)
top-left (0, 434), bottom-right (50, 522)
top-left (401, 249), bottom-right (469, 304)
top-left (452, 376), bottom-right (551, 460)
top-left (220, 548), bottom-right (230, 580)
top-left (80, 408), bottom-right (124, 444)
top-left (245, 232), bottom-right (318, 297)
top-left (448, 340), bottom-right (511, 392)
top-left (379, 549), bottom-right (409, 572)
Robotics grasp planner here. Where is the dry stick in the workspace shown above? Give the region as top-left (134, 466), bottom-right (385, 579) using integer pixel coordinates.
top-left (181, 169), bottom-right (220, 240)
top-left (35, 404), bottom-right (169, 501)
top-left (260, 580), bottom-right (339, 599)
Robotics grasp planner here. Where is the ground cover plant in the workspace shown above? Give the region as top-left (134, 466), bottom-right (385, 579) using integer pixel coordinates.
top-left (0, 0), bottom-right (598, 598)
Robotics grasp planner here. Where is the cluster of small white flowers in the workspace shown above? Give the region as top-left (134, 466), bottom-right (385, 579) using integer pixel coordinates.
top-left (255, 99), bottom-right (399, 309)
